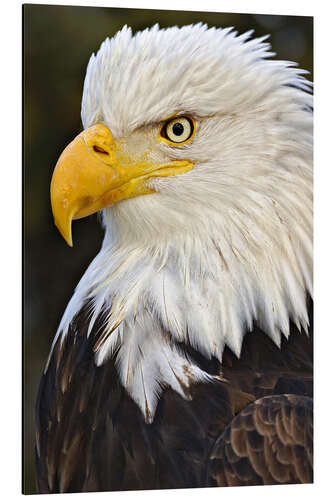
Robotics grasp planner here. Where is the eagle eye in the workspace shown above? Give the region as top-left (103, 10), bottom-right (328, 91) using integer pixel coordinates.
top-left (160, 116), bottom-right (195, 144)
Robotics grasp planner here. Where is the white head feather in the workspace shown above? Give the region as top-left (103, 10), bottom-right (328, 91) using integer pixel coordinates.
top-left (52, 24), bottom-right (312, 422)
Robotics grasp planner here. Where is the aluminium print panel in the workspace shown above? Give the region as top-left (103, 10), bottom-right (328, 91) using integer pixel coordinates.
top-left (23, 4), bottom-right (313, 494)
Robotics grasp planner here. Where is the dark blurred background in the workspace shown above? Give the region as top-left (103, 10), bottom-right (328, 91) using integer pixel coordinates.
top-left (23, 4), bottom-right (313, 494)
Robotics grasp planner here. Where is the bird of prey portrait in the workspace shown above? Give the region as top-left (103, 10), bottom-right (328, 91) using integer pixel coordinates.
top-left (35, 23), bottom-right (313, 493)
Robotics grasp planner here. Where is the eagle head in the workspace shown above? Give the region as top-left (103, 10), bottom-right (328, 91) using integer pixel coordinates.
top-left (50, 24), bottom-right (312, 421)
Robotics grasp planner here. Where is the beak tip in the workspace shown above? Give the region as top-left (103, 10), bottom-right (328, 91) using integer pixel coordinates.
top-left (63, 231), bottom-right (73, 247)
top-left (54, 217), bottom-right (73, 247)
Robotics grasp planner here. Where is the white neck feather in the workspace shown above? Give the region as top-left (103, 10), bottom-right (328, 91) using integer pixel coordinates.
top-left (53, 159), bottom-right (312, 421)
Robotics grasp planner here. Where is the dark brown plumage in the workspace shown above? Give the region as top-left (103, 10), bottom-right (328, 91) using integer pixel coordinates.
top-left (35, 300), bottom-right (312, 493)
top-left (208, 394), bottom-right (313, 486)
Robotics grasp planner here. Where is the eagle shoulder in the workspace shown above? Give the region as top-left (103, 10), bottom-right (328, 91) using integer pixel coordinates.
top-left (208, 394), bottom-right (313, 486)
top-left (35, 302), bottom-right (313, 492)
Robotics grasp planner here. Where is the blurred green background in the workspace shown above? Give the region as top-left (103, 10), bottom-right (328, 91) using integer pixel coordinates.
top-left (23, 4), bottom-right (313, 494)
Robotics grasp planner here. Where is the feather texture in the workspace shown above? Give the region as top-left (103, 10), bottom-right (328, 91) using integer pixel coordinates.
top-left (208, 394), bottom-right (313, 486)
top-left (36, 304), bottom-right (312, 493)
top-left (49, 23), bottom-right (313, 420)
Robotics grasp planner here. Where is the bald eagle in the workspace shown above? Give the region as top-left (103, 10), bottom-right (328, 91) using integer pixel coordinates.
top-left (35, 24), bottom-right (313, 493)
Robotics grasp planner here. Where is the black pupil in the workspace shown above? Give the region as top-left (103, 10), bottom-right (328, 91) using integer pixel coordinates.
top-left (172, 122), bottom-right (184, 136)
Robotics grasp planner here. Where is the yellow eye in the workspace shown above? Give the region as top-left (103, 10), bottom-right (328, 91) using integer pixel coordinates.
top-left (160, 116), bottom-right (195, 144)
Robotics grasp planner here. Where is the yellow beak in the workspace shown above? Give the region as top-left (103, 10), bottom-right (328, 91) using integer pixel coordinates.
top-left (50, 123), bottom-right (193, 246)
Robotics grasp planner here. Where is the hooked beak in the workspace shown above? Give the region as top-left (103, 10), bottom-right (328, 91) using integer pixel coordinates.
top-left (50, 123), bottom-right (193, 246)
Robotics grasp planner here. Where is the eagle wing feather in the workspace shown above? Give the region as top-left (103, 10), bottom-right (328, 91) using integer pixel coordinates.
top-left (207, 394), bottom-right (313, 486)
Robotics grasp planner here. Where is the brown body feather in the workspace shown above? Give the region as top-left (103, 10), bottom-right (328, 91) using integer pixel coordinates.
top-left (208, 394), bottom-right (313, 486)
top-left (35, 301), bottom-right (312, 493)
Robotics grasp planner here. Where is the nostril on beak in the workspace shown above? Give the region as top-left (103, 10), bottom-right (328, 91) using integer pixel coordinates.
top-left (93, 145), bottom-right (109, 155)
